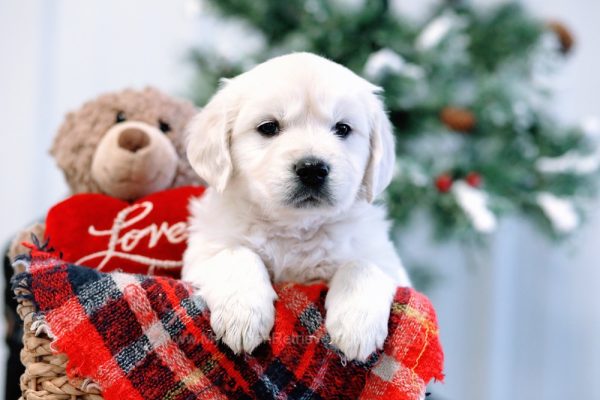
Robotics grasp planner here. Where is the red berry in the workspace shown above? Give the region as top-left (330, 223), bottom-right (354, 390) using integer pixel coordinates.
top-left (466, 172), bottom-right (482, 187)
top-left (435, 174), bottom-right (453, 193)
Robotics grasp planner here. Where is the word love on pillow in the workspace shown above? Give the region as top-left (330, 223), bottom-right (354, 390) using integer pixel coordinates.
top-left (45, 186), bottom-right (204, 277)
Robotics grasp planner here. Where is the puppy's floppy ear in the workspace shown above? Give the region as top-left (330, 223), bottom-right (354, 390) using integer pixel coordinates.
top-left (186, 80), bottom-right (237, 192)
top-left (363, 87), bottom-right (396, 203)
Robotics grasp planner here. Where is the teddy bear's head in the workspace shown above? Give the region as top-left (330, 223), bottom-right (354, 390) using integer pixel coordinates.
top-left (51, 87), bottom-right (201, 200)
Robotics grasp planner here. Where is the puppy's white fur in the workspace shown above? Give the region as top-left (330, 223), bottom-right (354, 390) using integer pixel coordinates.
top-left (184, 53), bottom-right (410, 362)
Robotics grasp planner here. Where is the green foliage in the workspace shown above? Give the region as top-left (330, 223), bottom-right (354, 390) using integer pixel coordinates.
top-left (188, 0), bottom-right (597, 240)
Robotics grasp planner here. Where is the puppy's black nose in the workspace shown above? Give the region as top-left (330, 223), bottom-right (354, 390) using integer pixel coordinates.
top-left (295, 157), bottom-right (330, 187)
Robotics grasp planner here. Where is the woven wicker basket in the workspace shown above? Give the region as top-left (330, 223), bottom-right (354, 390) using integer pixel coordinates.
top-left (15, 285), bottom-right (103, 399)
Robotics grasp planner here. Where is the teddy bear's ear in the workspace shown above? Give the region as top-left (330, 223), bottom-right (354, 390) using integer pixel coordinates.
top-left (186, 81), bottom-right (238, 193)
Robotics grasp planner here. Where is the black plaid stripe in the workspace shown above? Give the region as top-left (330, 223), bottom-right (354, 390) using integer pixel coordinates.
top-left (180, 296), bottom-right (206, 318)
top-left (75, 275), bottom-right (122, 315)
top-left (298, 305), bottom-right (322, 335)
top-left (128, 352), bottom-right (192, 400)
top-left (288, 384), bottom-right (322, 400)
top-left (160, 309), bottom-right (186, 338)
top-left (141, 279), bottom-right (184, 335)
top-left (115, 334), bottom-right (153, 374)
top-left (139, 277), bottom-right (205, 320)
top-left (139, 278), bottom-right (206, 349)
top-left (250, 359), bottom-right (317, 400)
top-left (90, 296), bottom-right (143, 355)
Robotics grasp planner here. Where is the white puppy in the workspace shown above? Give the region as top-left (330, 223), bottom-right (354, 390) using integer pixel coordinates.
top-left (183, 52), bottom-right (410, 362)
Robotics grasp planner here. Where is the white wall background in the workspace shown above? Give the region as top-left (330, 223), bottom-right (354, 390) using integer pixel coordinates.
top-left (0, 1), bottom-right (599, 399)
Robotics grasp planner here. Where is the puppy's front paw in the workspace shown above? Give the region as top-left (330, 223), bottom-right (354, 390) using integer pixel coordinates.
top-left (208, 294), bottom-right (275, 355)
top-left (325, 299), bottom-right (391, 362)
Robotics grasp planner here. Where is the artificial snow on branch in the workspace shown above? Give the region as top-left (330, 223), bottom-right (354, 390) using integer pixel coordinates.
top-left (452, 181), bottom-right (497, 233)
top-left (536, 192), bottom-right (580, 233)
top-left (364, 48), bottom-right (424, 80)
top-left (536, 151), bottom-right (600, 175)
top-left (415, 11), bottom-right (466, 51)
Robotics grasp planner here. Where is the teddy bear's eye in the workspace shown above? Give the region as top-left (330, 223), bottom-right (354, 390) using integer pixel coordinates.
top-left (115, 111), bottom-right (126, 123)
top-left (158, 120), bottom-right (171, 133)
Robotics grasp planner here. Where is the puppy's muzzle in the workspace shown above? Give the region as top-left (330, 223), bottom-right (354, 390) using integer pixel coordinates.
top-left (295, 157), bottom-right (330, 188)
top-left (287, 157), bottom-right (333, 208)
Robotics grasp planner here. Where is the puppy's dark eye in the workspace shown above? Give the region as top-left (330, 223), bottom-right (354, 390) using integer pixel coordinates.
top-left (257, 121), bottom-right (280, 137)
top-left (116, 111), bottom-right (126, 123)
top-left (158, 119), bottom-right (171, 133)
top-left (334, 122), bottom-right (352, 138)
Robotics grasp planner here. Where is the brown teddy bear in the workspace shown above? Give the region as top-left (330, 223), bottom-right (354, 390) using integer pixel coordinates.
top-left (8, 87), bottom-right (202, 260)
top-left (4, 87), bottom-right (204, 398)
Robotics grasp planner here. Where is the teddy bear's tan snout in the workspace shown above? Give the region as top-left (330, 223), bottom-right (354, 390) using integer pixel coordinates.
top-left (118, 127), bottom-right (151, 153)
top-left (91, 120), bottom-right (178, 200)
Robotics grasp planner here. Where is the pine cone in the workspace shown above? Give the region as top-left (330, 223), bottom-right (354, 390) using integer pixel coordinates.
top-left (440, 107), bottom-right (476, 133)
top-left (547, 20), bottom-right (575, 54)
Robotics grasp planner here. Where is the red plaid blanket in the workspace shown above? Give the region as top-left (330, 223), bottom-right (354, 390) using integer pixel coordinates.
top-left (13, 249), bottom-right (444, 400)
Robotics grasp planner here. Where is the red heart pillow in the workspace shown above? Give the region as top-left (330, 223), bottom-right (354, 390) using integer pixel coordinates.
top-left (45, 186), bottom-right (204, 278)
